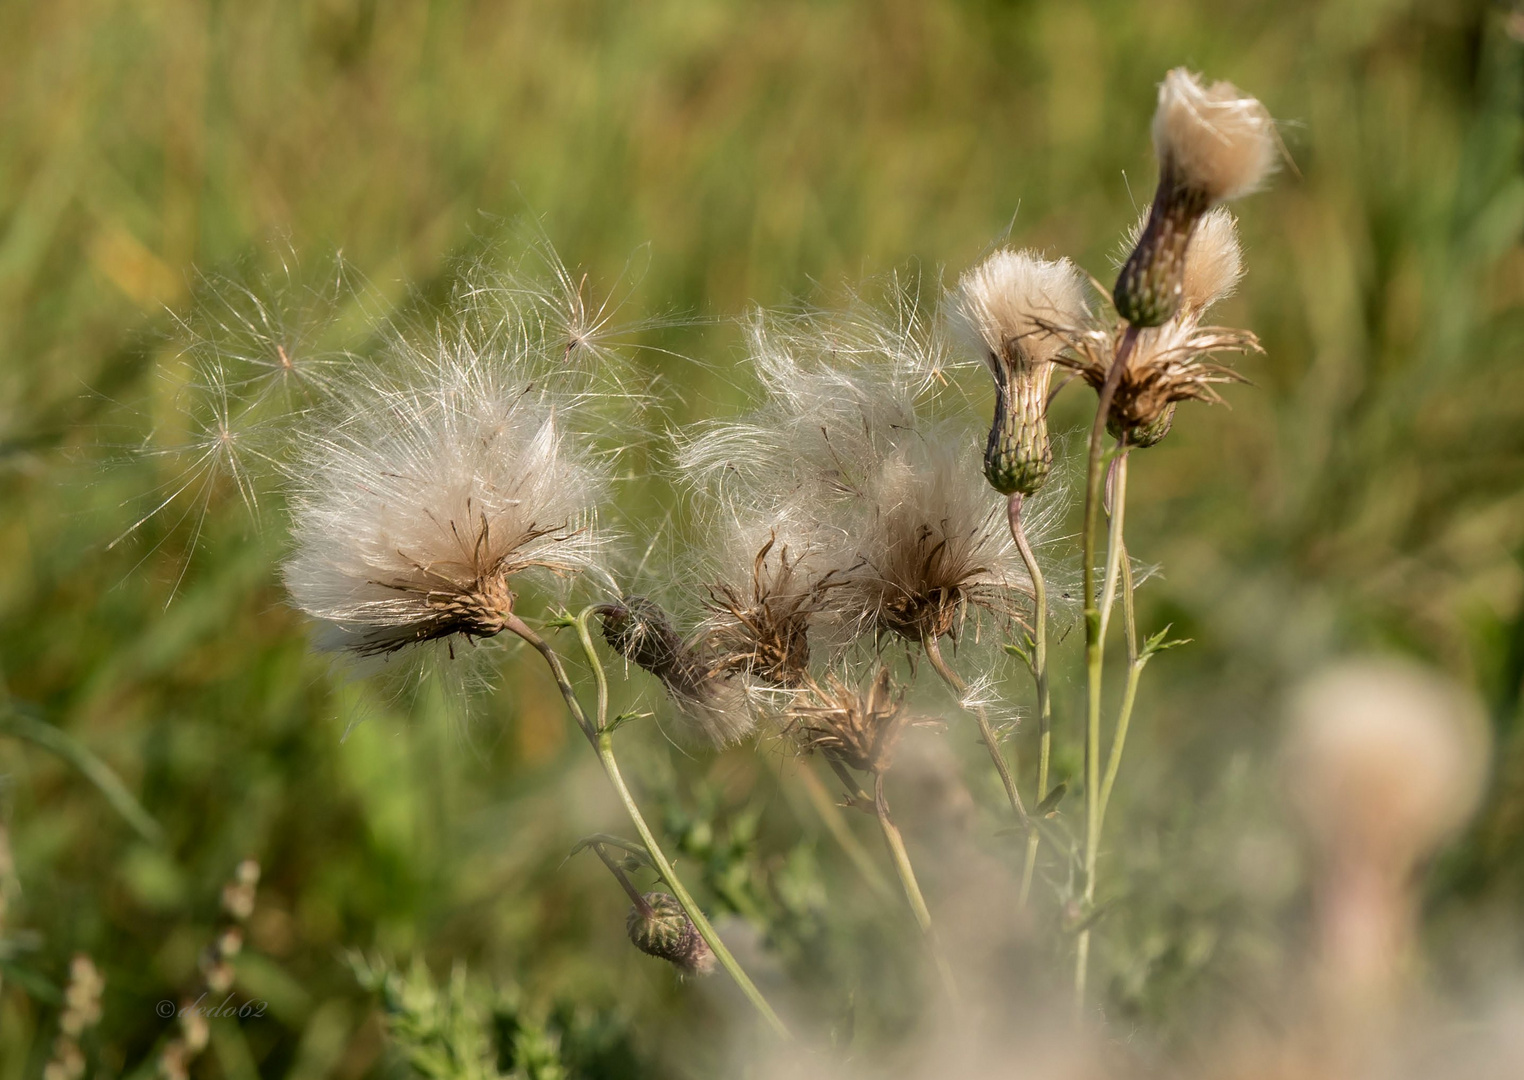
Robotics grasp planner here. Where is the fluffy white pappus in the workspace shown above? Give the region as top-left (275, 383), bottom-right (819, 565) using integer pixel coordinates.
top-left (951, 250), bottom-right (1089, 375)
top-left (1153, 68), bottom-right (1278, 204)
top-left (676, 305), bottom-right (949, 513)
top-left (831, 437), bottom-right (1036, 645)
top-left (1120, 206), bottom-right (1244, 315)
top-left (283, 338), bottom-right (612, 658)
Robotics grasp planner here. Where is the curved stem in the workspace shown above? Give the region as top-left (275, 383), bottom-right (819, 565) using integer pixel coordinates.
top-left (508, 612), bottom-right (793, 1041)
top-left (795, 764), bottom-right (897, 905)
top-left (923, 633), bottom-right (1028, 826)
top-left (1009, 494), bottom-right (1052, 908)
top-left (1076, 325), bottom-right (1139, 1013)
top-left (874, 772), bottom-right (961, 1004)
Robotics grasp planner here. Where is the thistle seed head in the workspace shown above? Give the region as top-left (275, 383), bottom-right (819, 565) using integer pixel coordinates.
top-left (838, 444), bottom-right (1033, 644)
top-left (791, 667), bottom-right (914, 776)
top-left (953, 250), bottom-right (1088, 496)
top-left (1114, 69), bottom-right (1275, 327)
top-left (283, 336), bottom-right (610, 658)
top-left (1061, 209), bottom-right (1260, 445)
top-left (626, 892), bottom-right (715, 976)
top-left (704, 535), bottom-right (833, 689)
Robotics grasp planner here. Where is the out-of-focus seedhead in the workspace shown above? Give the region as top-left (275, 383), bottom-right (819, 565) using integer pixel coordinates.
top-left (1284, 658), bottom-right (1490, 1017)
top-left (791, 667), bottom-right (915, 777)
top-left (626, 892), bottom-right (716, 976)
top-left (1114, 69), bottom-right (1276, 327)
top-left (953, 251), bottom-right (1087, 496)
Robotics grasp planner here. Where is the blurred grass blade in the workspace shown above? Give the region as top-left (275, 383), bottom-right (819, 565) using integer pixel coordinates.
top-left (0, 704), bottom-right (163, 844)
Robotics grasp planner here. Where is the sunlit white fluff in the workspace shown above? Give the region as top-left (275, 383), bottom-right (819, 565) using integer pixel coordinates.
top-left (283, 331), bottom-right (611, 657)
top-left (1121, 206), bottom-right (1244, 315)
top-left (952, 251), bottom-right (1087, 375)
top-left (1153, 68), bottom-right (1278, 203)
top-left (679, 295), bottom-right (1047, 660)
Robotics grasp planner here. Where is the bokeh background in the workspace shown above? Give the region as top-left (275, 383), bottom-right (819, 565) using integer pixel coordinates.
top-left (2, 0), bottom-right (1522, 1075)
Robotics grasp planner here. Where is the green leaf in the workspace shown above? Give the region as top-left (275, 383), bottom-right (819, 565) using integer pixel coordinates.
top-left (1037, 782), bottom-right (1068, 816)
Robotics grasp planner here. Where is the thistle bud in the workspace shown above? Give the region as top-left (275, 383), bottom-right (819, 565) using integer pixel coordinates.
top-left (1114, 69), bottom-right (1275, 327)
top-left (953, 250), bottom-right (1087, 496)
top-left (625, 892), bottom-right (715, 976)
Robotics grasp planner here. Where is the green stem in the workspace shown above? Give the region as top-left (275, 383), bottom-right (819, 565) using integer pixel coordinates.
top-left (1097, 471), bottom-right (1144, 830)
top-left (1009, 493), bottom-right (1052, 908)
top-left (794, 763), bottom-right (897, 905)
top-left (923, 633), bottom-right (1028, 826)
top-left (873, 772), bottom-right (961, 1003)
top-left (1076, 325), bottom-right (1138, 1014)
top-left (509, 612), bottom-right (793, 1041)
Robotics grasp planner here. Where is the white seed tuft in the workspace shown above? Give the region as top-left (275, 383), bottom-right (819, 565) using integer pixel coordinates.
top-left (1153, 68), bottom-right (1278, 205)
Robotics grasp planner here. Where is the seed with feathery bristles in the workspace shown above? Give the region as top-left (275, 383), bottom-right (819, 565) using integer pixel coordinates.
top-left (953, 250), bottom-right (1088, 496)
top-left (1114, 69), bottom-right (1276, 328)
top-left (791, 668), bottom-right (929, 776)
top-left (626, 893), bottom-right (715, 976)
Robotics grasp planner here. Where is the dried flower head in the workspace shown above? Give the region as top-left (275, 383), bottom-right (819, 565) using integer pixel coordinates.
top-left (953, 250), bottom-right (1088, 496)
top-left (1057, 209), bottom-right (1260, 446)
top-left (626, 892), bottom-right (716, 976)
top-left (836, 442), bottom-right (1033, 643)
top-left (791, 667), bottom-right (915, 776)
top-left (1114, 69), bottom-right (1276, 327)
top-left (704, 533), bottom-right (840, 689)
top-left (283, 337), bottom-right (609, 657)
top-left (679, 294), bottom-right (1042, 654)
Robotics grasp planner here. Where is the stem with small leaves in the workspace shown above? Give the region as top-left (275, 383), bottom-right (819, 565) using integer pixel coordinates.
top-left (505, 610), bottom-right (793, 1041)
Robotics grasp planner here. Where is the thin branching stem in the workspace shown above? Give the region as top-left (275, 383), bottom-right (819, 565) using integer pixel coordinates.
top-left (506, 611), bottom-right (794, 1041)
top-left (1076, 325), bottom-right (1139, 1013)
top-left (924, 633), bottom-right (1029, 826)
top-left (1009, 492), bottom-right (1052, 908)
top-left (873, 772), bottom-right (961, 1004)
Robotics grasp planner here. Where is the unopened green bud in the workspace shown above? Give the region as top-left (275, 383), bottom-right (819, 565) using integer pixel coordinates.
top-left (984, 361), bottom-right (1052, 496)
top-left (1112, 179), bottom-right (1211, 328)
top-left (626, 893), bottom-right (715, 976)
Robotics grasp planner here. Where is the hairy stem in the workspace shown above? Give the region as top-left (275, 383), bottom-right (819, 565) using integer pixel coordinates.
top-left (1009, 493), bottom-right (1052, 908)
top-left (1076, 325), bottom-right (1138, 1013)
top-left (508, 612), bottom-right (794, 1041)
top-left (924, 633), bottom-right (1029, 826)
top-left (874, 772), bottom-right (961, 1003)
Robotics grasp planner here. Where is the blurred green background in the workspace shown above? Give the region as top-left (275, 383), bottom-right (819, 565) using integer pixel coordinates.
top-left (2, 0), bottom-right (1522, 1075)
